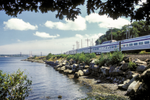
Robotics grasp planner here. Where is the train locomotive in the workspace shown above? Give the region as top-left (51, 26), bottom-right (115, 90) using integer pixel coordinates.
top-left (65, 34), bottom-right (150, 54)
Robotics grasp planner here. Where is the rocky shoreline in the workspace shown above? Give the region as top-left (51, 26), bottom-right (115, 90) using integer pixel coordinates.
top-left (23, 55), bottom-right (150, 99)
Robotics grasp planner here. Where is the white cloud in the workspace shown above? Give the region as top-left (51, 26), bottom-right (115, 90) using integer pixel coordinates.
top-left (34, 31), bottom-right (60, 38)
top-left (17, 39), bottom-right (21, 42)
top-left (75, 34), bottom-right (83, 38)
top-left (85, 13), bottom-right (130, 28)
top-left (44, 16), bottom-right (86, 31)
top-left (0, 33), bottom-right (103, 55)
top-left (3, 18), bottom-right (38, 31)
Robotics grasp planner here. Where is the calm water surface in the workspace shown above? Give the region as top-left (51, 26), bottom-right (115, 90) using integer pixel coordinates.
top-left (0, 57), bottom-right (89, 100)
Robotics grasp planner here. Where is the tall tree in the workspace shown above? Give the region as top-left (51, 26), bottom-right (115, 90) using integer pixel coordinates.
top-left (0, 0), bottom-right (150, 23)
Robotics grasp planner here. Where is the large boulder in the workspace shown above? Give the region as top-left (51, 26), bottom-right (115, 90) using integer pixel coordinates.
top-left (84, 65), bottom-right (90, 69)
top-left (74, 70), bottom-right (84, 78)
top-left (83, 69), bottom-right (91, 75)
top-left (109, 65), bottom-right (117, 75)
top-left (121, 63), bottom-right (129, 71)
top-left (100, 66), bottom-right (110, 76)
top-left (78, 65), bottom-right (84, 70)
top-left (112, 66), bottom-right (123, 76)
top-left (140, 68), bottom-right (150, 83)
top-left (126, 81), bottom-right (142, 96)
top-left (126, 71), bottom-right (134, 79)
top-left (64, 69), bottom-right (73, 74)
top-left (72, 64), bottom-right (78, 69)
top-left (92, 65), bottom-right (100, 72)
top-left (136, 65), bottom-right (147, 72)
top-left (59, 66), bottom-right (66, 72)
top-left (118, 74), bottom-right (139, 90)
top-left (133, 59), bottom-right (147, 65)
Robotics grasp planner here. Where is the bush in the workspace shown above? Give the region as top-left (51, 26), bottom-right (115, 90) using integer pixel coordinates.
top-left (106, 50), bottom-right (124, 65)
top-left (128, 61), bottom-right (137, 71)
top-left (0, 69), bottom-right (32, 99)
top-left (95, 53), bottom-right (106, 66)
top-left (46, 53), bottom-right (53, 60)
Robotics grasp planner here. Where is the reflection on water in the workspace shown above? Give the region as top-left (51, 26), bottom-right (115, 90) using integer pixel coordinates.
top-left (0, 57), bottom-right (89, 100)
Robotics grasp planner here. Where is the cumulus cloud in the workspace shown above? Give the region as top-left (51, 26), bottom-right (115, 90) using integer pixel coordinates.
top-left (85, 13), bottom-right (130, 28)
top-left (3, 18), bottom-right (38, 31)
top-left (75, 34), bottom-right (83, 38)
top-left (44, 16), bottom-right (86, 31)
top-left (0, 33), bottom-right (103, 55)
top-left (34, 31), bottom-right (60, 38)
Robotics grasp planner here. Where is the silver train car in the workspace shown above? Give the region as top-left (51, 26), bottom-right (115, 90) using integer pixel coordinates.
top-left (65, 34), bottom-right (150, 54)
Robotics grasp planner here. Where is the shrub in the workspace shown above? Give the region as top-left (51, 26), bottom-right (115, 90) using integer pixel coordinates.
top-left (46, 53), bottom-right (53, 60)
top-left (106, 53), bottom-right (113, 65)
top-left (106, 50), bottom-right (124, 65)
top-left (95, 53), bottom-right (106, 66)
top-left (128, 61), bottom-right (137, 71)
top-left (0, 69), bottom-right (32, 99)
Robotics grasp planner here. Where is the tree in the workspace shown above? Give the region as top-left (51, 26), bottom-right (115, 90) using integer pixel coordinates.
top-left (0, 0), bottom-right (150, 23)
top-left (95, 20), bottom-right (150, 45)
top-left (0, 69), bottom-right (32, 99)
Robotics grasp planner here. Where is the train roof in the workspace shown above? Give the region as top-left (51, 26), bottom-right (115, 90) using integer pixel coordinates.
top-left (102, 40), bottom-right (117, 44)
top-left (121, 34), bottom-right (150, 43)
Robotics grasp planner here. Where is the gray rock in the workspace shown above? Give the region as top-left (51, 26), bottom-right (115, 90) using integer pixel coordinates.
top-left (84, 65), bottom-right (89, 69)
top-left (121, 63), bottom-right (129, 71)
top-left (112, 66), bottom-right (123, 76)
top-left (119, 60), bottom-right (125, 65)
top-left (92, 65), bottom-right (100, 72)
top-left (133, 59), bottom-right (147, 65)
top-left (83, 69), bottom-right (91, 75)
top-left (118, 75), bottom-right (139, 90)
top-left (109, 65), bottom-right (117, 75)
top-left (136, 65), bottom-right (147, 72)
top-left (126, 81), bottom-right (142, 96)
top-left (72, 64), bottom-right (79, 69)
top-left (100, 66), bottom-right (110, 76)
top-left (64, 69), bottom-right (73, 74)
top-left (74, 70), bottom-right (84, 78)
top-left (126, 71), bottom-right (134, 79)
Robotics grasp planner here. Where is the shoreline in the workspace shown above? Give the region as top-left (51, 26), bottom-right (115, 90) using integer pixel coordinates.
top-left (22, 54), bottom-right (150, 100)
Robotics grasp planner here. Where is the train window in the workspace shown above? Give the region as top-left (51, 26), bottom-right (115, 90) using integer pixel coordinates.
top-left (145, 41), bottom-right (149, 44)
top-left (129, 43), bottom-right (133, 46)
top-left (134, 43), bottom-right (138, 46)
top-left (139, 42), bottom-right (143, 45)
top-left (126, 44), bottom-right (128, 46)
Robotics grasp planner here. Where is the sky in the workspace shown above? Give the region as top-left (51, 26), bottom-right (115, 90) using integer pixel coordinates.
top-left (0, 0), bottom-right (146, 55)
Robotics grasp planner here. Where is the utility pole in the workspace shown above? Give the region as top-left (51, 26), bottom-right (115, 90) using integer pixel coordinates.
top-left (85, 38), bottom-right (90, 47)
top-left (108, 27), bottom-right (113, 40)
top-left (76, 41), bottom-right (79, 49)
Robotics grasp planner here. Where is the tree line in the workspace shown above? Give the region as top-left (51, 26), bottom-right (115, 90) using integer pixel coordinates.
top-left (95, 21), bottom-right (150, 45)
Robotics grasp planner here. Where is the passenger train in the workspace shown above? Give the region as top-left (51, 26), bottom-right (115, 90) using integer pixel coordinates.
top-left (65, 35), bottom-right (150, 55)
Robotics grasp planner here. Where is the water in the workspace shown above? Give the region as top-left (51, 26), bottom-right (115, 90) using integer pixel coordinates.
top-left (0, 57), bottom-right (88, 100)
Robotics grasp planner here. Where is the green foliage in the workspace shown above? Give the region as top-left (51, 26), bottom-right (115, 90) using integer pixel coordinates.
top-left (66, 53), bottom-right (96, 64)
top-left (95, 50), bottom-right (124, 66)
top-left (110, 50), bottom-right (124, 65)
top-left (128, 61), bottom-right (137, 71)
top-left (33, 56), bottom-right (36, 59)
top-left (96, 21), bottom-right (150, 45)
top-left (95, 53), bottom-right (106, 66)
top-left (0, 69), bottom-right (32, 99)
top-left (46, 53), bottom-right (53, 60)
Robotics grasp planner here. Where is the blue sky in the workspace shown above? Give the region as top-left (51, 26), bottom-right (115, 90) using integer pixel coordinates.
top-left (0, 1), bottom-right (145, 55)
